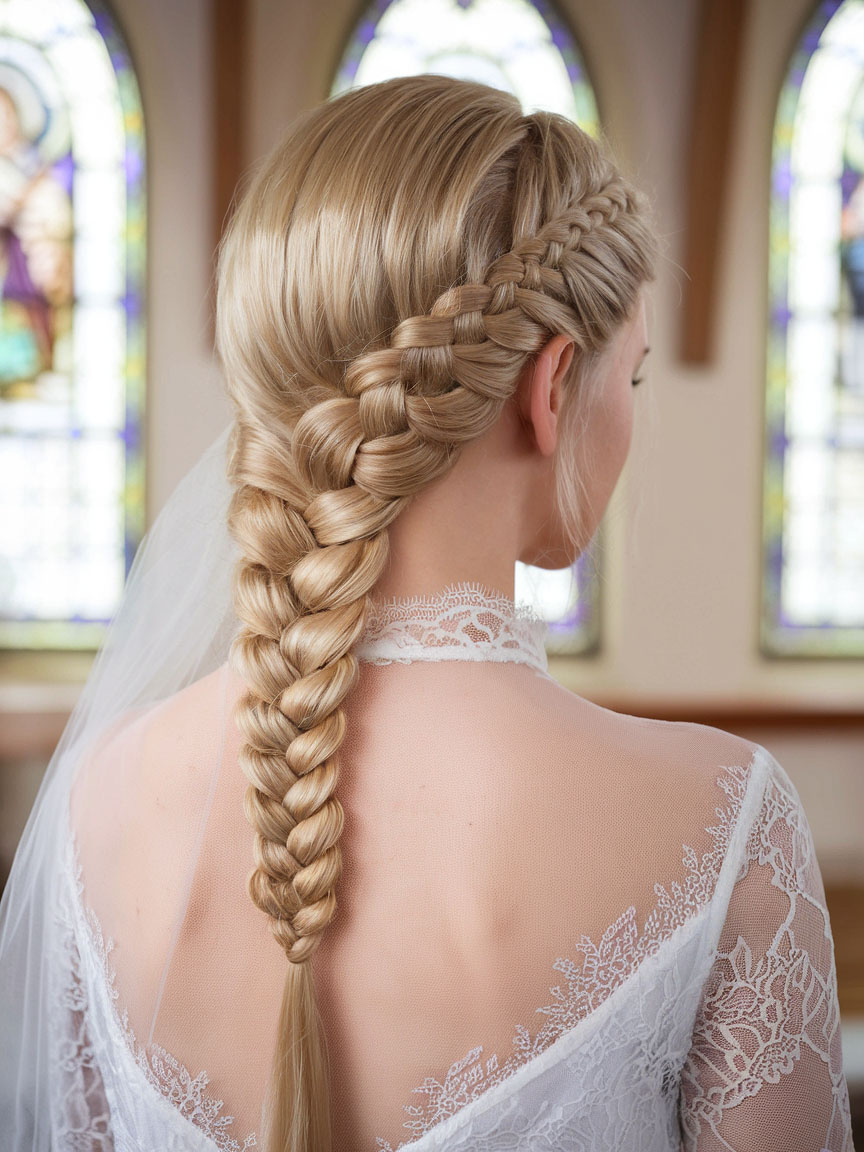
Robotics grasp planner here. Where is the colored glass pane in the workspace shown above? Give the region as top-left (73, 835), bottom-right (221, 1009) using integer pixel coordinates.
top-left (764, 0), bottom-right (864, 655)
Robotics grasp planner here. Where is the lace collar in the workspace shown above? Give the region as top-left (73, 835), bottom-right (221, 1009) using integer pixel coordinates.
top-left (354, 581), bottom-right (550, 674)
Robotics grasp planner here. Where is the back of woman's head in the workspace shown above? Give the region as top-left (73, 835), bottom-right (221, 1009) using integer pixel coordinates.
top-left (214, 72), bottom-right (658, 1151)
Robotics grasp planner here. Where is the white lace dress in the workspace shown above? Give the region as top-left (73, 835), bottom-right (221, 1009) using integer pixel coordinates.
top-left (36, 586), bottom-right (856, 1151)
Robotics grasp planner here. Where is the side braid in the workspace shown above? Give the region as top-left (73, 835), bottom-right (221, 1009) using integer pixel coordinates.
top-left (228, 174), bottom-right (640, 1015)
top-left (217, 73), bottom-right (657, 1152)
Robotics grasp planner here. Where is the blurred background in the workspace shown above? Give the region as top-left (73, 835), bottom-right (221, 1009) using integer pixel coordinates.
top-left (0, 0), bottom-right (861, 1136)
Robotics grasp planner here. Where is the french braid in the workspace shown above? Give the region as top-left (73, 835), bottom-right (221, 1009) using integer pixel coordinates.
top-left (216, 73), bottom-right (657, 1152)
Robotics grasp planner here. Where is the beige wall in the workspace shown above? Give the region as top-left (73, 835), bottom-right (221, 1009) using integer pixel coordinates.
top-left (114, 0), bottom-right (230, 514)
top-left (92, 0), bottom-right (863, 877)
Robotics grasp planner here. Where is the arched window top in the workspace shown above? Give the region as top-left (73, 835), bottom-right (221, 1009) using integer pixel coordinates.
top-left (764, 0), bottom-right (864, 656)
top-left (332, 0), bottom-right (599, 131)
top-left (0, 0), bottom-right (145, 650)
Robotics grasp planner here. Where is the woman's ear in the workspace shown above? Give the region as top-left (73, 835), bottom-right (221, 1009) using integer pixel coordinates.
top-left (520, 335), bottom-right (575, 458)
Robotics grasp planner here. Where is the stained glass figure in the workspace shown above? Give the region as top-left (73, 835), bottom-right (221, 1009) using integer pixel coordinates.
top-left (0, 0), bottom-right (144, 650)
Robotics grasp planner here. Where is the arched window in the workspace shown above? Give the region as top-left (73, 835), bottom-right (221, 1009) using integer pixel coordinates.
top-left (0, 0), bottom-right (145, 651)
top-left (764, 0), bottom-right (864, 656)
top-left (332, 0), bottom-right (601, 654)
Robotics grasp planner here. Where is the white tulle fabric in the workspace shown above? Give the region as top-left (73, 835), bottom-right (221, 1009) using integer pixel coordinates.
top-left (0, 427), bottom-right (855, 1152)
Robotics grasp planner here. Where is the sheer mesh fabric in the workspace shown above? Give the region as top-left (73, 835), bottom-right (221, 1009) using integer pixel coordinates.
top-left (57, 587), bottom-right (854, 1151)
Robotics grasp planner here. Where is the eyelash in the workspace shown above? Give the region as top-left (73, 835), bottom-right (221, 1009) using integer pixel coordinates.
top-left (631, 376), bottom-right (645, 388)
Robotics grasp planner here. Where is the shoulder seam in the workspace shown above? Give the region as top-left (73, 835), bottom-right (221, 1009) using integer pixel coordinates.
top-left (704, 743), bottom-right (773, 948)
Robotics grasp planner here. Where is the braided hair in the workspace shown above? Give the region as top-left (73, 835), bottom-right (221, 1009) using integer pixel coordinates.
top-left (214, 73), bottom-right (657, 1152)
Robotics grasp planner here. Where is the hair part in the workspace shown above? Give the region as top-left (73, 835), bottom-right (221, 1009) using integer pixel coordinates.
top-left (215, 72), bottom-right (658, 1151)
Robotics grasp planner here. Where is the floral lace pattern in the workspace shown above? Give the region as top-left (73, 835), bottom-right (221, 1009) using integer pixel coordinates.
top-left (356, 581), bottom-right (550, 672)
top-left (52, 823), bottom-right (257, 1151)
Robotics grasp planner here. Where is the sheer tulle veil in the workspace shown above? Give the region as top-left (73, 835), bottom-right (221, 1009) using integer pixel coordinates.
top-left (0, 421), bottom-right (240, 1140)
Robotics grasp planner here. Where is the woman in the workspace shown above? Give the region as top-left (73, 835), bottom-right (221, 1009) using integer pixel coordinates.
top-left (0, 74), bottom-right (854, 1152)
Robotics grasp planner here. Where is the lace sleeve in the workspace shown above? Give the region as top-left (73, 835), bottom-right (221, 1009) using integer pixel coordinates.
top-left (678, 752), bottom-right (855, 1151)
top-left (56, 951), bottom-right (115, 1150)
top-left (51, 843), bottom-right (115, 1150)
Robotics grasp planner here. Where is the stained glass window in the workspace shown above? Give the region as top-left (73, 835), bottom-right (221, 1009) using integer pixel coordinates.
top-left (332, 0), bottom-right (601, 654)
top-left (764, 0), bottom-right (864, 655)
top-left (0, 0), bottom-right (144, 650)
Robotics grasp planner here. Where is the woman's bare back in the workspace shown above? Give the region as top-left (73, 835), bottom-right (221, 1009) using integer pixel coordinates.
top-left (70, 650), bottom-right (758, 1150)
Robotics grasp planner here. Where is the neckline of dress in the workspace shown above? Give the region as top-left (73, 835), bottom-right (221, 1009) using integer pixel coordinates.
top-left (355, 580), bottom-right (550, 674)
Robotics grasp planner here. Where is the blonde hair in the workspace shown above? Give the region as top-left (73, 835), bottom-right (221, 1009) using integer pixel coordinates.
top-left (214, 73), bottom-right (657, 1151)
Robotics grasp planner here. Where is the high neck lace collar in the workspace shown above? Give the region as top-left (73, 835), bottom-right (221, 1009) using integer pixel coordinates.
top-left (355, 581), bottom-right (550, 673)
